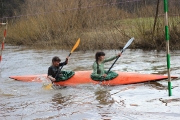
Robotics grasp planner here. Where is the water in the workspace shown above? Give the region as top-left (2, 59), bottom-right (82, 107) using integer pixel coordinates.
top-left (0, 46), bottom-right (180, 120)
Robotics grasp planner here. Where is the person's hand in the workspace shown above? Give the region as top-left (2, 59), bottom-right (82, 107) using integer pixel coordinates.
top-left (65, 57), bottom-right (69, 63)
top-left (51, 78), bottom-right (56, 82)
top-left (117, 53), bottom-right (122, 57)
top-left (102, 74), bottom-right (107, 78)
top-left (48, 76), bottom-right (56, 82)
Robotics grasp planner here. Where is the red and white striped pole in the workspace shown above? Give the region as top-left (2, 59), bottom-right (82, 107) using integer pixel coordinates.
top-left (0, 22), bottom-right (7, 62)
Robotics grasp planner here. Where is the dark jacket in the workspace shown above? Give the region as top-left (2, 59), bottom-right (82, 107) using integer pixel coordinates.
top-left (48, 59), bottom-right (68, 78)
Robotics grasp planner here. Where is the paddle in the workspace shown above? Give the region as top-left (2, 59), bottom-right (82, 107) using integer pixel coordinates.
top-left (106, 37), bottom-right (134, 74)
top-left (44, 38), bottom-right (80, 90)
top-left (55, 38), bottom-right (80, 79)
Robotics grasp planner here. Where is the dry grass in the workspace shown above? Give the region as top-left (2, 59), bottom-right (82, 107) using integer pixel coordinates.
top-left (4, 0), bottom-right (180, 50)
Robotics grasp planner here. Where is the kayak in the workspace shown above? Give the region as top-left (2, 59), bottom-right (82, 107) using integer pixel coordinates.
top-left (9, 71), bottom-right (178, 86)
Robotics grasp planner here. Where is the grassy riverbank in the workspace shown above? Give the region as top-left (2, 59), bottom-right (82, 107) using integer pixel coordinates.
top-left (5, 16), bottom-right (180, 50)
top-left (2, 0), bottom-right (180, 50)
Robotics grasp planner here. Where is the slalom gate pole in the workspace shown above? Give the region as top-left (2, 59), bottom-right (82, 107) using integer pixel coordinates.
top-left (164, 0), bottom-right (172, 96)
top-left (0, 22), bottom-right (7, 62)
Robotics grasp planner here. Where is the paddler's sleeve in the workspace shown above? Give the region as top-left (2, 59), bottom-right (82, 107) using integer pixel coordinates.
top-left (59, 58), bottom-right (68, 66)
top-left (103, 56), bottom-right (117, 63)
top-left (92, 62), bottom-right (101, 77)
top-left (48, 67), bottom-right (53, 77)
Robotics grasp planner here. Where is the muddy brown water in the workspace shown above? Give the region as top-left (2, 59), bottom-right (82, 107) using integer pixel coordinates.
top-left (0, 46), bottom-right (180, 120)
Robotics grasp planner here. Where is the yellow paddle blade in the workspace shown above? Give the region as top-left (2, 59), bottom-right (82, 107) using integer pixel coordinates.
top-left (70, 38), bottom-right (80, 53)
top-left (43, 83), bottom-right (52, 90)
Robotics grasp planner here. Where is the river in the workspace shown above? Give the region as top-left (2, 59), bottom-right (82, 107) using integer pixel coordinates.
top-left (0, 46), bottom-right (180, 120)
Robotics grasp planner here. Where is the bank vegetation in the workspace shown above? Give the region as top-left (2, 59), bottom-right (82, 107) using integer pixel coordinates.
top-left (1, 0), bottom-right (180, 50)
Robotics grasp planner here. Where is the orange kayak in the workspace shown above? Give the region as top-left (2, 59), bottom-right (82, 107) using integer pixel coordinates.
top-left (9, 71), bottom-right (178, 86)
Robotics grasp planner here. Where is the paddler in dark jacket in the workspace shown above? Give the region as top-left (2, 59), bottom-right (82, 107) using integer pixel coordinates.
top-left (91, 52), bottom-right (121, 80)
top-left (48, 56), bottom-right (69, 82)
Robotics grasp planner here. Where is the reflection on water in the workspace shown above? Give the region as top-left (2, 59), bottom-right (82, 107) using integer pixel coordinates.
top-left (52, 93), bottom-right (65, 105)
top-left (95, 89), bottom-right (115, 105)
top-left (159, 98), bottom-right (180, 106)
top-left (52, 93), bottom-right (72, 106)
top-left (0, 46), bottom-right (180, 119)
top-left (144, 81), bottom-right (168, 90)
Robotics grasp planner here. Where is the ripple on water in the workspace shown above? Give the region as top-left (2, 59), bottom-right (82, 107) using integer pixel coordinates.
top-left (0, 47), bottom-right (180, 120)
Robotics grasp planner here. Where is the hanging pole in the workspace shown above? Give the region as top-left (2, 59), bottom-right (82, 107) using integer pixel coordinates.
top-left (164, 0), bottom-right (171, 96)
top-left (0, 22), bottom-right (7, 62)
top-left (0, 22), bottom-right (6, 25)
top-left (152, 0), bottom-right (160, 46)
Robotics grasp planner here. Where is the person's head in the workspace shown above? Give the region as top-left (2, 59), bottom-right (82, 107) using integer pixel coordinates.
top-left (95, 52), bottom-right (105, 61)
top-left (52, 56), bottom-right (61, 66)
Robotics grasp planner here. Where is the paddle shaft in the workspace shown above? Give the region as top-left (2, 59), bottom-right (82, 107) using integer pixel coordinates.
top-left (106, 50), bottom-right (123, 74)
top-left (54, 38), bottom-right (80, 79)
top-left (106, 37), bottom-right (134, 75)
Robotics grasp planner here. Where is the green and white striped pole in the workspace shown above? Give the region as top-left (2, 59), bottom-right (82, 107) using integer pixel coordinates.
top-left (164, 0), bottom-right (171, 96)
